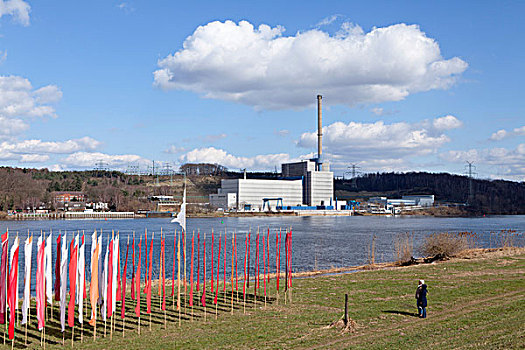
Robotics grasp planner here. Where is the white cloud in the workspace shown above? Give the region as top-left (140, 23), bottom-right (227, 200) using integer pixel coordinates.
top-left (0, 137), bottom-right (100, 155)
top-left (61, 152), bottom-right (149, 169)
top-left (275, 129), bottom-right (290, 137)
top-left (0, 0), bottom-right (30, 26)
top-left (440, 144), bottom-right (525, 180)
top-left (298, 116), bottom-right (457, 162)
top-left (179, 146), bottom-right (303, 171)
top-left (489, 125), bottom-right (525, 141)
top-left (0, 76), bottom-right (62, 139)
top-left (154, 20), bottom-right (467, 110)
top-left (315, 14), bottom-right (342, 27)
top-left (371, 107), bottom-right (384, 116)
top-left (164, 145), bottom-right (186, 154)
top-left (19, 154), bottom-right (49, 163)
top-left (432, 115), bottom-right (463, 130)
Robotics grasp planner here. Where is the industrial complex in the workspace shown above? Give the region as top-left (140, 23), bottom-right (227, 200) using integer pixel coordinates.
top-left (210, 95), bottom-right (336, 212)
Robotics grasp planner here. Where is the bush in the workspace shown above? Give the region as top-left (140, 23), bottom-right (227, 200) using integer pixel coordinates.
top-left (419, 232), bottom-right (478, 258)
top-left (394, 232), bottom-right (414, 264)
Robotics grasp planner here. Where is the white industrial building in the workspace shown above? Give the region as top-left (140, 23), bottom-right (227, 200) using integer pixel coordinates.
top-left (209, 95), bottom-right (334, 211)
top-left (402, 195), bottom-right (435, 207)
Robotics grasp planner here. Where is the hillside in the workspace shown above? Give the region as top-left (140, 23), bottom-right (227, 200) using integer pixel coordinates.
top-left (0, 167), bottom-right (523, 215)
top-left (335, 172), bottom-right (525, 215)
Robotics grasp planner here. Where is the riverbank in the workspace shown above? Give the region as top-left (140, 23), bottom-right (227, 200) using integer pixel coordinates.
top-left (18, 246), bottom-right (523, 349)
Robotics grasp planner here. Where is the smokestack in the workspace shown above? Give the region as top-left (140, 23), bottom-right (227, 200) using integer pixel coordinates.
top-left (317, 95), bottom-right (323, 170)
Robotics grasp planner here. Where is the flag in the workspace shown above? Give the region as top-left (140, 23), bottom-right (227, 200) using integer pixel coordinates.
top-left (131, 234), bottom-right (135, 300)
top-left (116, 234), bottom-right (121, 302)
top-left (171, 231), bottom-right (176, 297)
top-left (143, 231), bottom-right (148, 294)
top-left (54, 235), bottom-right (61, 301)
top-left (121, 237), bottom-right (129, 319)
top-left (200, 233), bottom-right (206, 307)
top-left (102, 241), bottom-right (109, 321)
top-left (89, 232), bottom-right (99, 327)
top-left (197, 231), bottom-right (200, 292)
top-left (211, 231), bottom-right (214, 293)
top-left (266, 229), bottom-right (270, 284)
top-left (107, 238), bottom-right (114, 317)
top-left (289, 229), bottom-right (293, 288)
top-left (263, 233), bottom-right (266, 297)
top-left (21, 235), bottom-right (32, 325)
top-left (189, 232), bottom-right (194, 307)
top-left (36, 235), bottom-right (45, 331)
top-left (146, 234), bottom-right (153, 314)
top-left (235, 233), bottom-right (238, 293)
top-left (97, 235), bottom-right (104, 306)
top-left (7, 236), bottom-right (19, 340)
top-left (112, 235), bottom-right (118, 313)
top-left (60, 234), bottom-right (68, 332)
top-left (171, 186), bottom-right (186, 232)
top-left (161, 237), bottom-right (166, 311)
top-left (78, 234), bottom-right (85, 323)
top-left (276, 230), bottom-right (280, 292)
top-left (158, 233), bottom-right (162, 297)
top-left (68, 236), bottom-right (78, 328)
top-left (247, 231), bottom-right (251, 289)
top-left (214, 233), bottom-right (220, 304)
top-left (177, 231), bottom-right (180, 310)
top-left (134, 237), bottom-right (141, 318)
top-left (0, 231), bottom-right (8, 324)
top-left (223, 233), bottom-right (226, 293)
top-left (243, 234), bottom-right (247, 300)
top-left (255, 233), bottom-right (258, 298)
top-left (45, 233), bottom-right (53, 305)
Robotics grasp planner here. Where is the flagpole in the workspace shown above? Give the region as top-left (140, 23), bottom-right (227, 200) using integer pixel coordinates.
top-left (231, 232), bottom-right (234, 315)
top-left (177, 229), bottom-right (181, 327)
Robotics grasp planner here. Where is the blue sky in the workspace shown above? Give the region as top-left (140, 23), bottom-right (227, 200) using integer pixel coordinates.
top-left (0, 0), bottom-right (523, 180)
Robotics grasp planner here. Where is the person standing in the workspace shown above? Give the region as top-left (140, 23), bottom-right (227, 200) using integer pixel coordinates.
top-left (415, 279), bottom-right (428, 318)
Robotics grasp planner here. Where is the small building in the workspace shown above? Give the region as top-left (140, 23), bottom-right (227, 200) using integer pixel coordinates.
top-left (402, 195), bottom-right (435, 207)
top-left (54, 191), bottom-right (85, 203)
top-left (209, 192), bottom-right (237, 210)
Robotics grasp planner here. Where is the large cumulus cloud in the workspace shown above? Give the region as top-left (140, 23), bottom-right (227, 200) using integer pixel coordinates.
top-left (154, 20), bottom-right (467, 110)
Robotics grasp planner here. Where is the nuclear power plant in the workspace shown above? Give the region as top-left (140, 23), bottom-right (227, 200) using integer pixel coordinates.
top-left (209, 95), bottom-right (340, 213)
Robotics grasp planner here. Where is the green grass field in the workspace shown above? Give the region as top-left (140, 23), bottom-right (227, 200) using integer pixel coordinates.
top-left (8, 248), bottom-right (525, 349)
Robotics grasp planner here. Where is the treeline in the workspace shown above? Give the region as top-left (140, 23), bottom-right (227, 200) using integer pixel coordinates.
top-left (336, 172), bottom-right (525, 215)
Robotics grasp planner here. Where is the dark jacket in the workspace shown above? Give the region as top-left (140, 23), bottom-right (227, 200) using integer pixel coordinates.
top-left (417, 284), bottom-right (428, 307)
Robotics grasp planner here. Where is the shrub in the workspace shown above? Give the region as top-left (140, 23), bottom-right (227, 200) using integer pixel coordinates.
top-left (419, 232), bottom-right (478, 258)
top-left (394, 232), bottom-right (414, 264)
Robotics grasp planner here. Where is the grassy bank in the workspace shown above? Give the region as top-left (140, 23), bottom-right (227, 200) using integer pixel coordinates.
top-left (13, 247), bottom-right (525, 349)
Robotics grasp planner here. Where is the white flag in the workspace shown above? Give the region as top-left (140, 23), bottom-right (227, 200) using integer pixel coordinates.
top-left (9, 236), bottom-right (19, 310)
top-left (102, 240), bottom-right (109, 321)
top-left (171, 186), bottom-right (186, 232)
top-left (21, 235), bottom-right (32, 325)
top-left (60, 234), bottom-right (68, 332)
top-left (78, 234), bottom-right (85, 323)
top-left (45, 233), bottom-right (53, 304)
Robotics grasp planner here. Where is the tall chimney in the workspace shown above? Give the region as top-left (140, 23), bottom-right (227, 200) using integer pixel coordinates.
top-left (317, 95), bottom-right (323, 170)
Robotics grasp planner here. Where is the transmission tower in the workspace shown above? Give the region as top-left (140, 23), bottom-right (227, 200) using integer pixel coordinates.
top-left (345, 164), bottom-right (361, 189)
top-left (465, 161), bottom-right (477, 205)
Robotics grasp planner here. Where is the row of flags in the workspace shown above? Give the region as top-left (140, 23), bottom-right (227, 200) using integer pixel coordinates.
top-left (0, 227), bottom-right (293, 344)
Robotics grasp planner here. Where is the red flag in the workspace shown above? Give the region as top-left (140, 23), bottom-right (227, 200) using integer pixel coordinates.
top-left (121, 238), bottom-right (129, 319)
top-left (243, 234), bottom-right (247, 300)
top-left (68, 239), bottom-right (78, 328)
top-left (189, 233), bottom-right (194, 307)
top-left (161, 238), bottom-right (166, 311)
top-left (223, 233), bottom-right (226, 292)
top-left (235, 234), bottom-right (238, 293)
top-left (263, 233), bottom-right (266, 297)
top-left (267, 229), bottom-right (270, 284)
top-left (211, 231), bottom-right (214, 293)
top-left (171, 231), bottom-right (176, 297)
top-left (54, 235), bottom-right (61, 301)
top-left (143, 231), bottom-right (148, 294)
top-left (131, 235), bottom-right (135, 300)
top-left (0, 232), bottom-right (8, 324)
top-left (36, 236), bottom-right (45, 330)
top-left (147, 234), bottom-right (153, 314)
top-left (116, 240), bottom-right (121, 301)
top-left (276, 230), bottom-right (280, 292)
top-left (83, 235), bottom-right (87, 300)
top-left (247, 232), bottom-right (251, 289)
top-left (200, 234), bottom-right (206, 307)
top-left (214, 233), bottom-right (220, 304)
top-left (196, 232), bottom-right (200, 292)
top-left (289, 229), bottom-right (292, 288)
top-left (182, 230), bottom-right (186, 295)
top-left (254, 233), bottom-right (258, 298)
top-left (7, 238), bottom-right (19, 340)
top-left (134, 237), bottom-right (141, 318)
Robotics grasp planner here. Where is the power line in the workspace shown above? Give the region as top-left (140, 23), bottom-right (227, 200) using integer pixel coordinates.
top-left (464, 161), bottom-right (477, 205)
